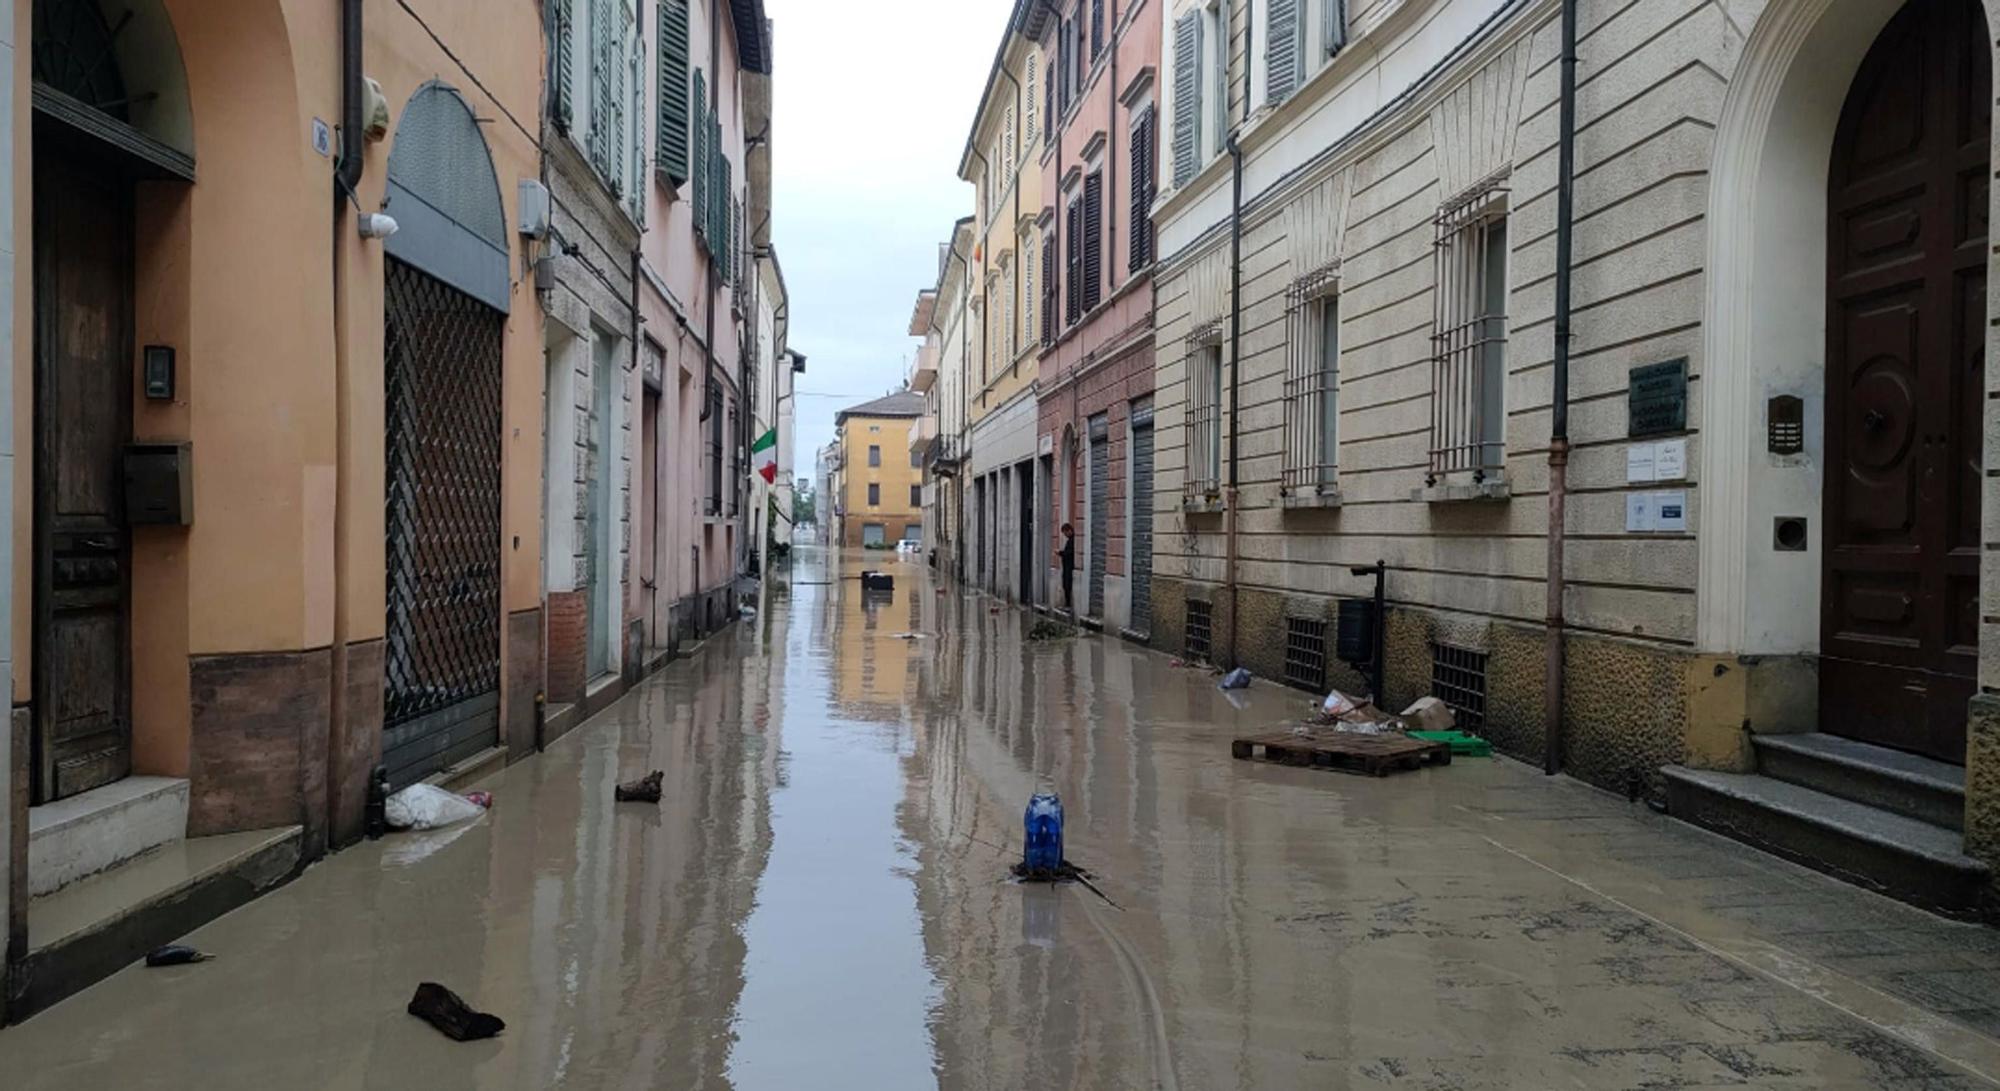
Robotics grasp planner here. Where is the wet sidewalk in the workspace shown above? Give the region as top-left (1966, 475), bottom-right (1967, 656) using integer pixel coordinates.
top-left (3, 548), bottom-right (2000, 1088)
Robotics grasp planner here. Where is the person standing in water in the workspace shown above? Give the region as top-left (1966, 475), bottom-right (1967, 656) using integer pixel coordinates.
top-left (1059, 523), bottom-right (1076, 612)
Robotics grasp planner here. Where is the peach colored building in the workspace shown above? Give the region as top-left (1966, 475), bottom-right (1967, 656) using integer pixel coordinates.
top-left (5, 0), bottom-right (548, 1019)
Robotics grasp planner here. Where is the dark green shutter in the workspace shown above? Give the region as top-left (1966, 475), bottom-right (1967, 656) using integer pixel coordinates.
top-left (551, 0), bottom-right (575, 132)
top-left (657, 0), bottom-right (691, 184)
top-left (718, 153), bottom-right (733, 281)
top-left (1082, 172), bottom-right (1103, 312)
top-left (691, 71), bottom-right (707, 219)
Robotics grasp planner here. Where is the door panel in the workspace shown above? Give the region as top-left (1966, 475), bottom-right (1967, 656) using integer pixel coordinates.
top-left (1130, 416), bottom-right (1155, 635)
top-left (33, 142), bottom-right (133, 802)
top-left (1821, 0), bottom-right (1988, 762)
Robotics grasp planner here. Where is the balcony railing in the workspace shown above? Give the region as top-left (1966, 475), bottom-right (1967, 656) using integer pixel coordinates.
top-left (924, 435), bottom-right (963, 477)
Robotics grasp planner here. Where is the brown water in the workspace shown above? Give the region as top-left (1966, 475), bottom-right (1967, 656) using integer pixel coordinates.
top-left (5, 547), bottom-right (2000, 1088)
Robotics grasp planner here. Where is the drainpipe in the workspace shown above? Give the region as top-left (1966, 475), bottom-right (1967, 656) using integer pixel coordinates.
top-left (322, 0), bottom-right (366, 860)
top-left (1544, 0), bottom-right (1577, 776)
top-left (1105, 0), bottom-right (1119, 295)
top-left (696, 5), bottom-right (720, 603)
top-left (1223, 0), bottom-right (1252, 667)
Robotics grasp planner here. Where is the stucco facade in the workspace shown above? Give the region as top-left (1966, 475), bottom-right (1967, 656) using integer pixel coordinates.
top-left (1142, 0), bottom-right (2000, 902)
top-left (1025, 0), bottom-right (1163, 631)
top-left (960, 12), bottom-right (1045, 600)
top-left (835, 395), bottom-right (925, 550)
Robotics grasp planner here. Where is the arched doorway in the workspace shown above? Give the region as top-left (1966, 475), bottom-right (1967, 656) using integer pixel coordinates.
top-left (1820, 0), bottom-right (1990, 762)
top-left (380, 83), bottom-right (509, 789)
top-left (29, 0), bottom-right (193, 803)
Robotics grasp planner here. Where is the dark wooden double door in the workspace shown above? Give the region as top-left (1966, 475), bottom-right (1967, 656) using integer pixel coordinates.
top-left (1821, 0), bottom-right (1989, 763)
top-left (32, 135), bottom-right (135, 801)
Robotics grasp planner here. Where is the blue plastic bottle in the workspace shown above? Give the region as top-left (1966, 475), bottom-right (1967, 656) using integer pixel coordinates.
top-left (1023, 792), bottom-right (1065, 873)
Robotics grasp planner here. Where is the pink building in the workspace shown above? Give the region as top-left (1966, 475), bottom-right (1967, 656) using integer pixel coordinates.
top-left (633, 0), bottom-right (771, 660)
top-left (1026, 0), bottom-right (1162, 635)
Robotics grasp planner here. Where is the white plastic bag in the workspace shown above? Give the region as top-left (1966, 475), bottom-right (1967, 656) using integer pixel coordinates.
top-left (385, 784), bottom-right (486, 831)
top-left (1321, 689), bottom-right (1362, 719)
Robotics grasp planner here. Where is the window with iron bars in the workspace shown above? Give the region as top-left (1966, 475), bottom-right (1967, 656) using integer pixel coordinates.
top-left (1282, 265), bottom-right (1340, 494)
top-left (1428, 176), bottom-right (1509, 484)
top-left (1430, 642), bottom-right (1488, 731)
top-left (1185, 598), bottom-right (1214, 660)
top-left (706, 385), bottom-right (723, 516)
top-left (1284, 617), bottom-right (1329, 691)
top-left (1183, 323), bottom-right (1224, 499)
top-left (728, 406), bottom-right (740, 517)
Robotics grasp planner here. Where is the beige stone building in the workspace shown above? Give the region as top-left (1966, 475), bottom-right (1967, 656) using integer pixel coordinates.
top-left (1147, 0), bottom-right (2000, 911)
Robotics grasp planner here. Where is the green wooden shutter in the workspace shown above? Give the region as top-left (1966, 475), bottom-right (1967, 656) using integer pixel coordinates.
top-left (1082, 172), bottom-right (1103, 312)
top-left (656, 0), bottom-right (691, 184)
top-left (691, 71), bottom-right (708, 222)
top-left (728, 151), bottom-right (744, 279)
top-left (1171, 11), bottom-right (1201, 186)
top-left (1268, 0), bottom-right (1300, 104)
top-left (550, 0), bottom-right (575, 132)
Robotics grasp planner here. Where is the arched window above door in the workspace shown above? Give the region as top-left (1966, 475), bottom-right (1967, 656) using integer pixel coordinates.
top-left (31, 0), bottom-right (195, 178)
top-left (384, 82), bottom-right (511, 314)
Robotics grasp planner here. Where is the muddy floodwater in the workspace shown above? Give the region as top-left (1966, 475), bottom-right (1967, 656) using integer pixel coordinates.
top-left (6, 548), bottom-right (2000, 1088)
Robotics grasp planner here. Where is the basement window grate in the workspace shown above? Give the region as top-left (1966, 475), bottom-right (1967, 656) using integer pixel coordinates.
top-left (1285, 617), bottom-right (1328, 691)
top-left (1430, 642), bottom-right (1488, 731)
top-left (1185, 599), bottom-right (1213, 661)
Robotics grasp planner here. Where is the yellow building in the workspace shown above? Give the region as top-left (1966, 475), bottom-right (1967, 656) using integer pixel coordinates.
top-left (956, 15), bottom-right (1042, 599)
top-left (835, 392), bottom-right (925, 549)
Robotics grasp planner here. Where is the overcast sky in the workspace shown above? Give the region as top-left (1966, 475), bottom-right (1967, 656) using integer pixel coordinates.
top-left (767, 0), bottom-right (1014, 485)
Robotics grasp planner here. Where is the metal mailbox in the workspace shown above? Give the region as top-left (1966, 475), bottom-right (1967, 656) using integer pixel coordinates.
top-left (124, 442), bottom-right (192, 526)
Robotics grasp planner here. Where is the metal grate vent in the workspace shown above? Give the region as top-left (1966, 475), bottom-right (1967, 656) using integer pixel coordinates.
top-left (1185, 599), bottom-right (1213, 661)
top-left (1285, 617), bottom-right (1328, 691)
top-left (1430, 642), bottom-right (1488, 731)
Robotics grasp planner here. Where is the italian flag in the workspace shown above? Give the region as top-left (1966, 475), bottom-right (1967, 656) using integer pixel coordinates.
top-left (751, 428), bottom-right (778, 484)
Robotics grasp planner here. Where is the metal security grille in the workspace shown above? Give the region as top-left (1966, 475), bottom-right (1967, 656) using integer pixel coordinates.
top-left (1088, 416), bottom-right (1109, 618)
top-left (1129, 406), bottom-right (1155, 634)
top-left (1430, 642), bottom-right (1489, 731)
top-left (1184, 324), bottom-right (1223, 499)
top-left (1185, 599), bottom-right (1213, 661)
top-left (1429, 174), bottom-right (1510, 483)
top-left (383, 259), bottom-right (504, 789)
top-left (1285, 617), bottom-right (1328, 691)
top-left (1282, 265), bottom-right (1340, 493)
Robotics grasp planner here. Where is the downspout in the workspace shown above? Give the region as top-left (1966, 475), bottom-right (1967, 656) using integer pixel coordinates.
top-left (697, 3), bottom-right (720, 603)
top-left (1105, 0), bottom-right (1118, 294)
top-left (1223, 0), bottom-right (1251, 667)
top-left (1544, 0), bottom-right (1577, 776)
top-left (324, 0), bottom-right (366, 858)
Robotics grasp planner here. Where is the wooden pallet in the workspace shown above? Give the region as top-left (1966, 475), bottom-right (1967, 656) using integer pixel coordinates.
top-left (1231, 730), bottom-right (1452, 776)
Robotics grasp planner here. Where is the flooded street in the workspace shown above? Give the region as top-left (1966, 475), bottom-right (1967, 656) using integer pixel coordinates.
top-left (7, 548), bottom-right (2000, 1088)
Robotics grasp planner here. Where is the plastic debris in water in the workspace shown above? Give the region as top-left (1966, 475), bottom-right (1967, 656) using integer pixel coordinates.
top-left (145, 945), bottom-right (213, 967)
top-left (1219, 667), bottom-right (1252, 690)
top-left (1022, 792), bottom-right (1065, 875)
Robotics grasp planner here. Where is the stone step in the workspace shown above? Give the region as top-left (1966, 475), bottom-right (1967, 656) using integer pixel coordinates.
top-left (1752, 732), bottom-right (1965, 831)
top-left (1662, 767), bottom-right (1988, 915)
top-left (28, 777), bottom-right (189, 896)
top-left (7, 825), bottom-right (303, 1023)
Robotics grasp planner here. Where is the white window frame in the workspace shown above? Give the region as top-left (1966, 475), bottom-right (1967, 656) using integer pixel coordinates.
top-left (1184, 322), bottom-right (1225, 498)
top-left (1204, 0), bottom-right (1229, 165)
top-left (1282, 265), bottom-right (1340, 494)
top-left (1428, 179), bottom-right (1510, 483)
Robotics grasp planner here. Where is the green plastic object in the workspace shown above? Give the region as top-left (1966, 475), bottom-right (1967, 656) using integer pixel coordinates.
top-left (1408, 730), bottom-right (1492, 757)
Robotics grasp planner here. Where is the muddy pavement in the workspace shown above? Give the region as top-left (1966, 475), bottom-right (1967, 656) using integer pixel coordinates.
top-left (4, 547), bottom-right (2000, 1088)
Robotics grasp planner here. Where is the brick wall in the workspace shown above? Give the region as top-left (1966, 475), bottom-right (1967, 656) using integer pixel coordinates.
top-left (545, 590), bottom-right (587, 705)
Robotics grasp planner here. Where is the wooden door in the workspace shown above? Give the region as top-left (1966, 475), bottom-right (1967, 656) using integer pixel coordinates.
top-left (1821, 0), bottom-right (1990, 762)
top-left (33, 140), bottom-right (134, 801)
